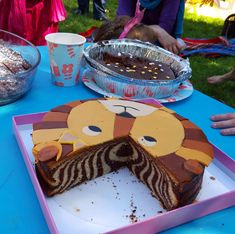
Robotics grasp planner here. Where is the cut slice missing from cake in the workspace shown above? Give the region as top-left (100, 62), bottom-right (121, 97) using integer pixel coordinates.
top-left (32, 98), bottom-right (213, 211)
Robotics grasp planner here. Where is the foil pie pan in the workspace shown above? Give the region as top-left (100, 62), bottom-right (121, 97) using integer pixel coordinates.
top-left (83, 39), bottom-right (192, 99)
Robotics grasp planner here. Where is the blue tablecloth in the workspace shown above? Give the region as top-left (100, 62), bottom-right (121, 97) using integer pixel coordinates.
top-left (0, 46), bottom-right (234, 234)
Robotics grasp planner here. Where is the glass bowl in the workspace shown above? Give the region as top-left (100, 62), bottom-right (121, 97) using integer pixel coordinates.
top-left (0, 29), bottom-right (41, 105)
top-left (83, 39), bottom-right (192, 99)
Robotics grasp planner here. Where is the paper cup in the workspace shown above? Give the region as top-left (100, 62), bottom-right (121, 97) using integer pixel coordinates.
top-left (45, 33), bottom-right (86, 87)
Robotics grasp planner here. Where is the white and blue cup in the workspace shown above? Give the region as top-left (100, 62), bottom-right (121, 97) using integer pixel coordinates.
top-left (45, 33), bottom-right (86, 86)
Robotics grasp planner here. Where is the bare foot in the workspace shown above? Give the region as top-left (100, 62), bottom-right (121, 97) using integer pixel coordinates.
top-left (207, 75), bottom-right (227, 84)
top-left (207, 67), bottom-right (235, 84)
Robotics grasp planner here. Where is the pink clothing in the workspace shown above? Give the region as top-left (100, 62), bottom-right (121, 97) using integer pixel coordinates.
top-left (119, 0), bottom-right (145, 39)
top-left (0, 0), bottom-right (66, 46)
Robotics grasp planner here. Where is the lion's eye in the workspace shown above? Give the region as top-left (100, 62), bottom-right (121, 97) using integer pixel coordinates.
top-left (138, 136), bottom-right (157, 147)
top-left (82, 125), bottom-right (102, 136)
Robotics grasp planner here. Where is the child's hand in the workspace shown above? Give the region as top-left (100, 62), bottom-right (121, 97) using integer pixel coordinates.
top-left (148, 25), bottom-right (182, 54)
top-left (211, 113), bottom-right (235, 135)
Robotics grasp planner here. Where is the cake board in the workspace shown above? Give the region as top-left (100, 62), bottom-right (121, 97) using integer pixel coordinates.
top-left (12, 103), bottom-right (235, 234)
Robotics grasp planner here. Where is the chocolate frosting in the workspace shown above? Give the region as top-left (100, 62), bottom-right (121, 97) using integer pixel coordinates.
top-left (33, 121), bottom-right (68, 130)
top-left (159, 153), bottom-right (194, 182)
top-left (51, 105), bottom-right (73, 113)
top-left (42, 112), bottom-right (69, 122)
top-left (61, 144), bottom-right (73, 158)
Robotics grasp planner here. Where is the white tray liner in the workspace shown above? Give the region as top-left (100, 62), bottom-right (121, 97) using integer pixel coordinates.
top-left (18, 124), bottom-right (235, 234)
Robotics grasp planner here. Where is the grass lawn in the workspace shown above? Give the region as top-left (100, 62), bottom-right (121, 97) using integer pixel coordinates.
top-left (59, 0), bottom-right (235, 108)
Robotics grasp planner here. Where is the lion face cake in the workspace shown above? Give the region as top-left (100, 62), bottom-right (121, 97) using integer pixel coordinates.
top-left (32, 98), bottom-right (213, 211)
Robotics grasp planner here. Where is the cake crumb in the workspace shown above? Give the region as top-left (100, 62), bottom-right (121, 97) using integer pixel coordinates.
top-left (129, 213), bottom-right (138, 223)
top-left (75, 208), bottom-right (80, 212)
top-left (210, 176), bottom-right (216, 180)
top-left (128, 194), bottom-right (139, 223)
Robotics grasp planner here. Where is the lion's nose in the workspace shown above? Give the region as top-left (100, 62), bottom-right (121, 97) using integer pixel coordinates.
top-left (117, 111), bottom-right (135, 118)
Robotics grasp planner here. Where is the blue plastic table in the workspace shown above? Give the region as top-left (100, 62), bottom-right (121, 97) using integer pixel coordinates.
top-left (0, 46), bottom-right (234, 234)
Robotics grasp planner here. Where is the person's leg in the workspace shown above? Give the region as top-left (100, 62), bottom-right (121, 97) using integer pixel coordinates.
top-left (93, 0), bottom-right (107, 20)
top-left (74, 0), bottom-right (89, 14)
top-left (207, 66), bottom-right (235, 84)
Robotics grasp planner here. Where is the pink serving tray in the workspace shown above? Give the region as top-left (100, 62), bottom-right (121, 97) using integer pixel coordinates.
top-left (13, 111), bottom-right (235, 234)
